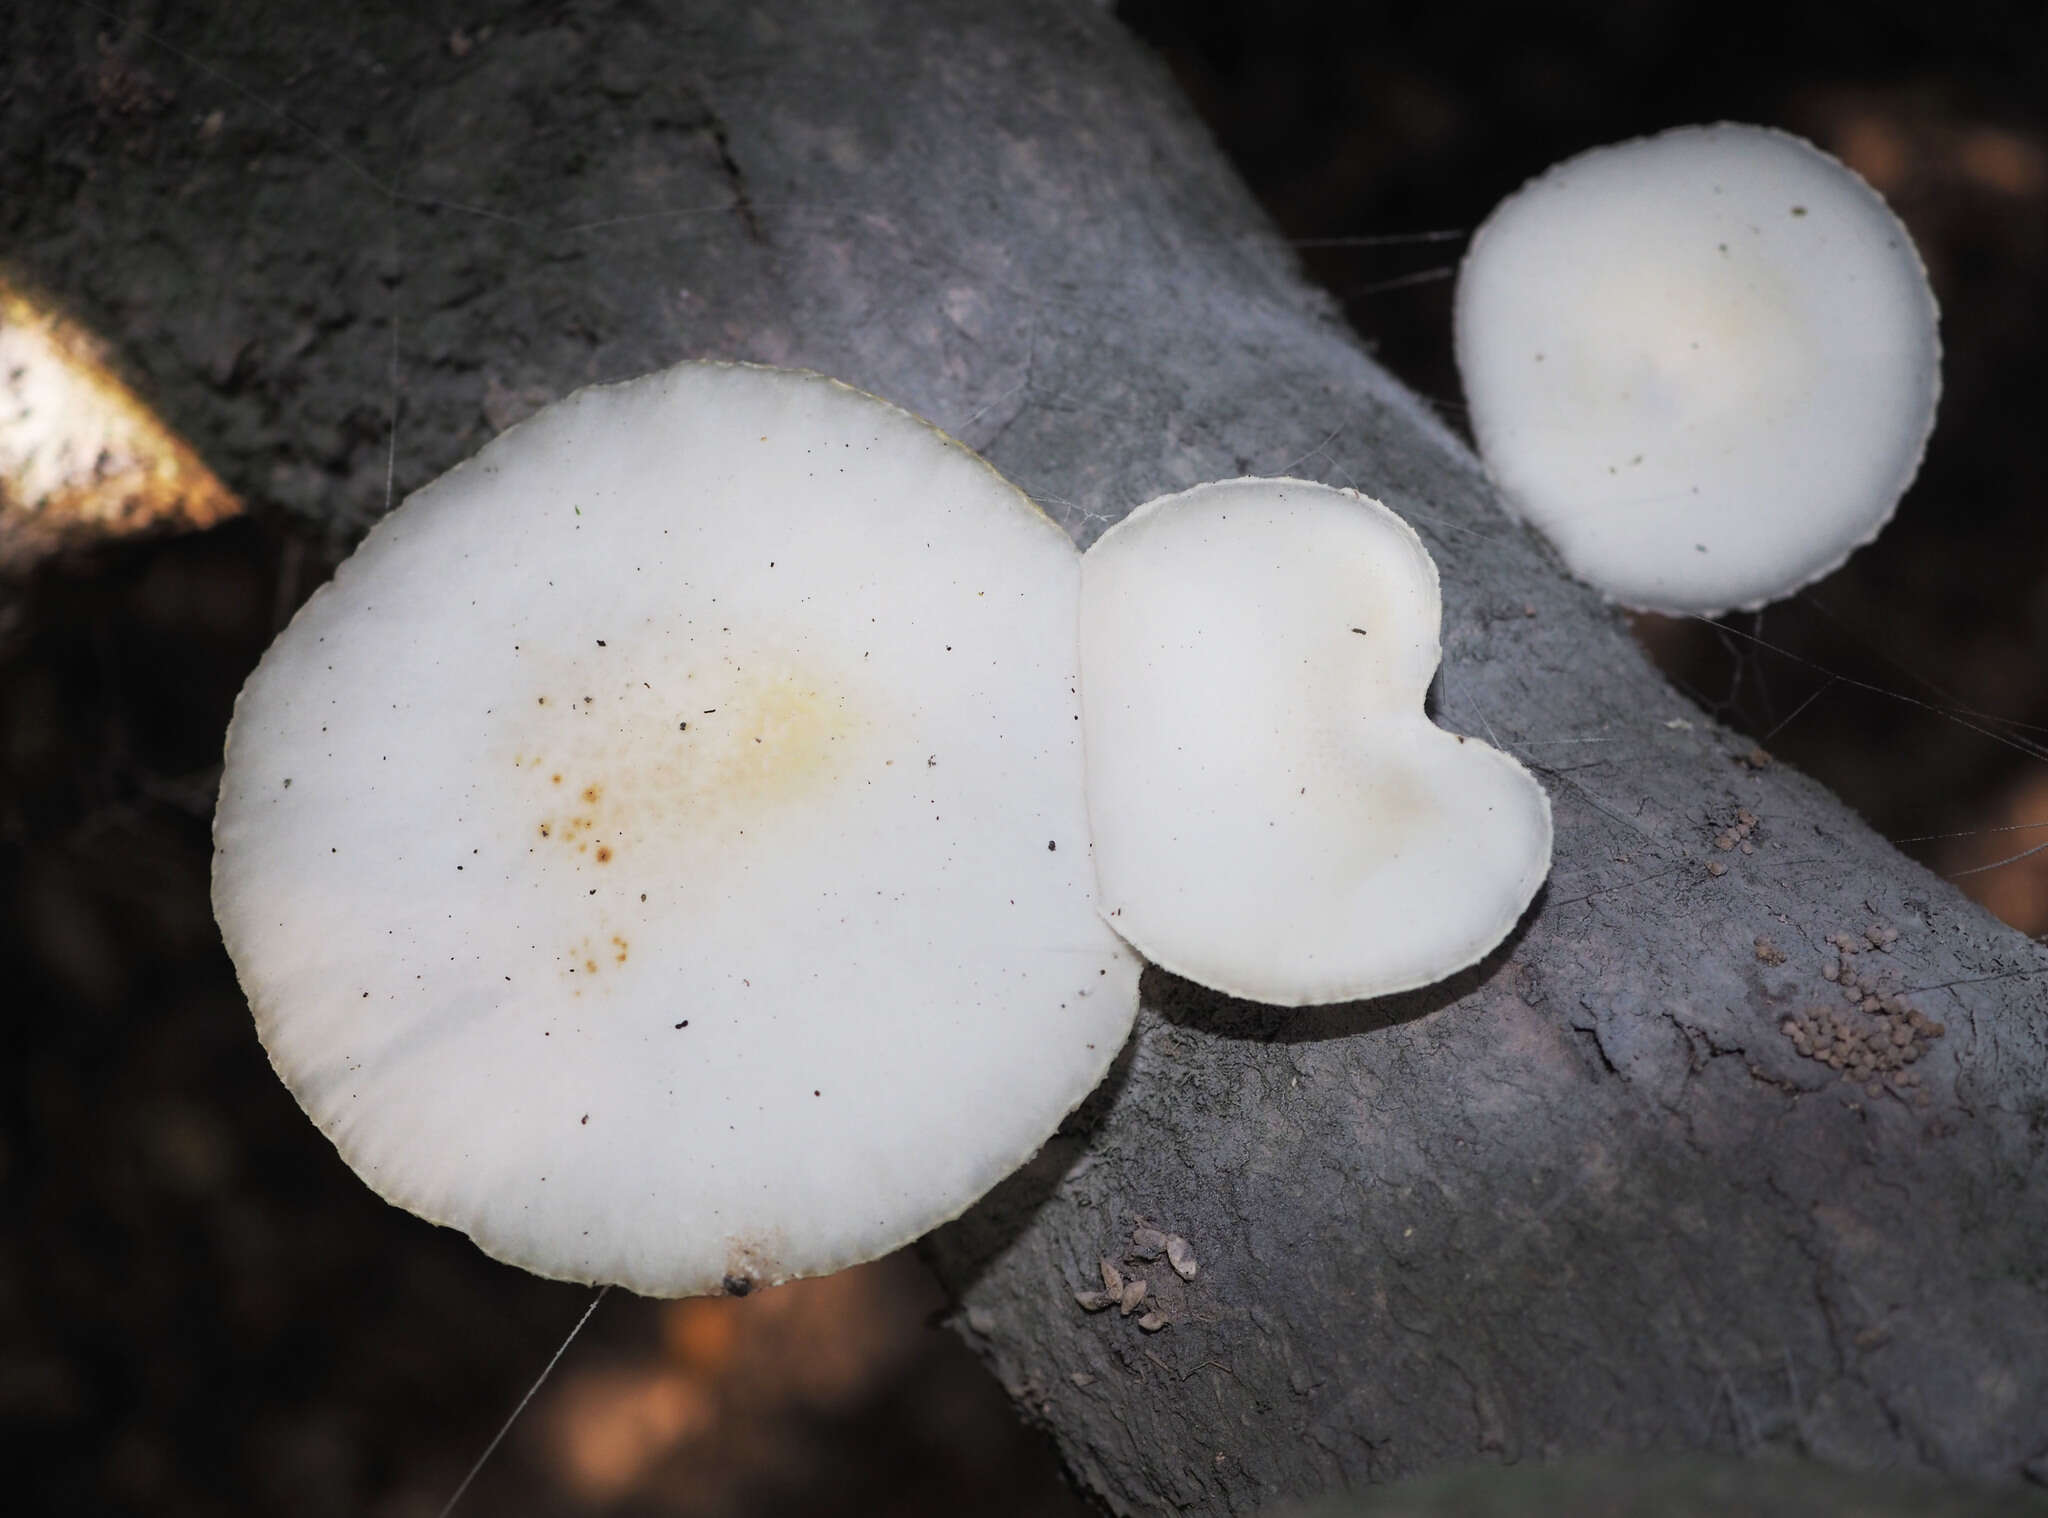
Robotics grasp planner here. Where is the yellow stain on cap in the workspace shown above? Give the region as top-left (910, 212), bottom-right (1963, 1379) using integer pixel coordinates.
top-left (504, 638), bottom-right (882, 992)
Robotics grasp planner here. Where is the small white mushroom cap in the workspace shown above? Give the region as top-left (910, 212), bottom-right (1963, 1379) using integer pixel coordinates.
top-left (1455, 123), bottom-right (1941, 615)
top-left (213, 362), bottom-right (1139, 1297)
top-left (1079, 478), bottom-right (1552, 1007)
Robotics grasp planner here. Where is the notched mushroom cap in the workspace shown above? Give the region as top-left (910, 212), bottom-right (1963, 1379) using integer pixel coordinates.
top-left (1079, 478), bottom-right (1552, 1007)
top-left (1455, 123), bottom-right (1941, 616)
top-left (213, 361), bottom-right (1140, 1297)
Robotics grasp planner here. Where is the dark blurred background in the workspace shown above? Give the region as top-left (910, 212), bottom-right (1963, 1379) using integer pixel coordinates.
top-left (3, 2), bottom-right (2044, 1513)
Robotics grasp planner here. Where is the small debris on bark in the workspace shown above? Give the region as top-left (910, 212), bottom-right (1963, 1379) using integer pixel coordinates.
top-left (1715, 808), bottom-right (1761, 855)
top-left (1137, 1311), bottom-right (1169, 1333)
top-left (1779, 932), bottom-right (1944, 1106)
top-left (1754, 935), bottom-right (1787, 966)
top-left (1070, 1371), bottom-right (1096, 1388)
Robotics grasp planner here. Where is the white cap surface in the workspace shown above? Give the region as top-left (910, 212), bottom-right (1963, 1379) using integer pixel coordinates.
top-left (214, 362), bottom-right (1139, 1297)
top-left (1080, 478), bottom-right (1552, 1007)
top-left (1455, 123), bottom-right (1940, 615)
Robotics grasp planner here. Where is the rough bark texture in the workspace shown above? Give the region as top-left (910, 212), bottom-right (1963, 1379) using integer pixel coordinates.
top-left (1300, 1454), bottom-right (2048, 1518)
top-left (8, 0), bottom-right (2046, 1511)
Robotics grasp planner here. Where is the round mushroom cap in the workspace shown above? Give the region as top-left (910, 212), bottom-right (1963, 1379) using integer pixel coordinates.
top-left (1455, 123), bottom-right (1940, 615)
top-left (214, 362), bottom-right (1140, 1297)
top-left (1079, 478), bottom-right (1552, 1007)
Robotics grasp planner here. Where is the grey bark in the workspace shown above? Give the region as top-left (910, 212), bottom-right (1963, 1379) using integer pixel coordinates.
top-left (1300, 1454), bottom-right (2048, 1517)
top-left (9, 0), bottom-right (2046, 1511)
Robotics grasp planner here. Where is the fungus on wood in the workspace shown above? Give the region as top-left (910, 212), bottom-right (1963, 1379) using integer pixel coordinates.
top-left (1079, 478), bottom-right (1551, 1005)
top-left (1455, 123), bottom-right (1941, 615)
top-left (22, 0), bottom-right (2041, 1506)
top-left (213, 361), bottom-right (1141, 1298)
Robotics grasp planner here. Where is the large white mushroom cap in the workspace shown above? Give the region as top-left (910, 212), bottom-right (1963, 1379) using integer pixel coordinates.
top-left (1080, 478), bottom-right (1552, 1007)
top-left (214, 362), bottom-right (1140, 1297)
top-left (1455, 123), bottom-right (1941, 615)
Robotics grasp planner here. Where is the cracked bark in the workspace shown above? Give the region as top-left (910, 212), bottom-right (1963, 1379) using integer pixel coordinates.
top-left (7, 0), bottom-right (2045, 1511)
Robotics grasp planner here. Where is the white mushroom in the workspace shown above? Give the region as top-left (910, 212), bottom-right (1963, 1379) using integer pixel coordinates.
top-left (1455, 123), bottom-right (1941, 615)
top-left (1079, 477), bottom-right (1552, 1007)
top-left (213, 361), bottom-right (1140, 1297)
